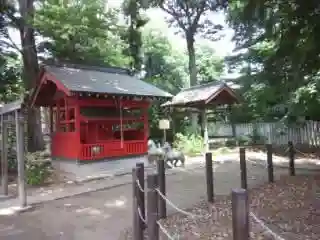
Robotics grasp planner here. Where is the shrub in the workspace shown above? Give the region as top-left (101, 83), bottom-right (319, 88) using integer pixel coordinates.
top-left (236, 135), bottom-right (252, 146)
top-left (173, 132), bottom-right (204, 156)
top-left (250, 127), bottom-right (267, 145)
top-left (25, 152), bottom-right (52, 186)
top-left (225, 139), bottom-right (237, 147)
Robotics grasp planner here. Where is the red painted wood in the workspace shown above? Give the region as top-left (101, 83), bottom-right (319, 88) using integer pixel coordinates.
top-left (51, 95), bottom-right (150, 161)
top-left (52, 132), bottom-right (80, 159)
top-left (32, 72), bottom-right (152, 161)
top-left (80, 140), bottom-right (147, 160)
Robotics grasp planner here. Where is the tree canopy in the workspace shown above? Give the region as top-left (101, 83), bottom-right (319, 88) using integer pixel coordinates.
top-left (226, 0), bottom-right (320, 123)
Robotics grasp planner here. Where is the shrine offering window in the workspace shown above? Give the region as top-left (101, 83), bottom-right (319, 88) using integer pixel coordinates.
top-left (80, 106), bottom-right (143, 119)
top-left (54, 106), bottom-right (76, 133)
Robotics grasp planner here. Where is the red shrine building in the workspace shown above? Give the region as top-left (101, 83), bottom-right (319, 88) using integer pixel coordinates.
top-left (30, 63), bottom-right (172, 162)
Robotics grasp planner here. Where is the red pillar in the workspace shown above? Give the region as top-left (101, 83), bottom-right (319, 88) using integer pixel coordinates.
top-left (143, 105), bottom-right (149, 145)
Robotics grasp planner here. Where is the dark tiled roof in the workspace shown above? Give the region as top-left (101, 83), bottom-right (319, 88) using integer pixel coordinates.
top-left (162, 81), bottom-right (237, 107)
top-left (44, 63), bottom-right (172, 98)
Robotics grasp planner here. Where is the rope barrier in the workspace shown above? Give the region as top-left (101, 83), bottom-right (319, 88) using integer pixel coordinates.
top-left (249, 212), bottom-right (286, 240)
top-left (136, 179), bottom-right (145, 193)
top-left (284, 147), bottom-right (289, 154)
top-left (137, 206), bottom-right (146, 224)
top-left (293, 147), bottom-right (310, 157)
top-left (155, 188), bottom-right (205, 219)
top-left (157, 221), bottom-right (176, 240)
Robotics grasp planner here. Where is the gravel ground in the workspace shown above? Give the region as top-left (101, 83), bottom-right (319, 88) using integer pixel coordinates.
top-left (124, 173), bottom-right (320, 240)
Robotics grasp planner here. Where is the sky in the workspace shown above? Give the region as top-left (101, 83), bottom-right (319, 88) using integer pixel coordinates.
top-left (9, 1), bottom-right (237, 77)
top-left (145, 8), bottom-right (236, 58)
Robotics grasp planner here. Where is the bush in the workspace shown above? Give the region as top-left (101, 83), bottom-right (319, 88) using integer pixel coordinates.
top-left (173, 132), bottom-right (204, 156)
top-left (235, 133), bottom-right (267, 146)
top-left (236, 135), bottom-right (252, 146)
top-left (225, 139), bottom-right (237, 147)
top-left (25, 152), bottom-right (52, 186)
top-left (250, 127), bottom-right (267, 145)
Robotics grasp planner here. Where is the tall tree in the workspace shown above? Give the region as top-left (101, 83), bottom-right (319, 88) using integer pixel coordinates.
top-left (35, 0), bottom-right (129, 67)
top-left (227, 0), bottom-right (320, 122)
top-left (151, 0), bottom-right (227, 131)
top-left (122, 0), bottom-right (149, 73)
top-left (152, 0), bottom-right (226, 87)
top-left (17, 0), bottom-right (45, 151)
top-left (0, 3), bottom-right (24, 102)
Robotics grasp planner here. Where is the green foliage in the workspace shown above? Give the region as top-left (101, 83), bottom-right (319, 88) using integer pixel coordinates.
top-left (0, 3), bottom-right (24, 103)
top-left (151, 0), bottom-right (226, 90)
top-left (122, 0), bottom-right (149, 72)
top-left (225, 138), bottom-right (238, 147)
top-left (34, 0), bottom-right (129, 66)
top-left (0, 54), bottom-right (24, 102)
top-left (235, 135), bottom-right (251, 146)
top-left (143, 29), bottom-right (187, 94)
top-left (173, 132), bottom-right (204, 156)
top-left (142, 29), bottom-right (188, 137)
top-left (234, 130), bottom-right (266, 146)
top-left (196, 44), bottom-right (224, 84)
top-left (226, 0), bottom-right (320, 122)
top-left (25, 152), bottom-right (52, 186)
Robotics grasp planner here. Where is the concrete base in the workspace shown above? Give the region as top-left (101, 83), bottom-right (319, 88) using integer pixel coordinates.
top-left (0, 194), bottom-right (14, 200)
top-left (0, 205), bottom-right (32, 216)
top-left (52, 155), bottom-right (149, 182)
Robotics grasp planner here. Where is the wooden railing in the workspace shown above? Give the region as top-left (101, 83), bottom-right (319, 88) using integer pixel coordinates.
top-left (80, 140), bottom-right (147, 160)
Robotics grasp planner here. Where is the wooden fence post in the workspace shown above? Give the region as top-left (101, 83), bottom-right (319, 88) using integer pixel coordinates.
top-left (15, 110), bottom-right (26, 207)
top-left (205, 152), bottom-right (214, 203)
top-left (239, 148), bottom-right (247, 189)
top-left (266, 144), bottom-right (274, 183)
top-left (136, 162), bottom-right (146, 229)
top-left (288, 141), bottom-right (295, 176)
top-left (147, 174), bottom-right (159, 240)
top-left (157, 159), bottom-right (166, 219)
top-left (1, 119), bottom-right (8, 196)
top-left (232, 188), bottom-right (249, 240)
top-left (132, 168), bottom-right (143, 240)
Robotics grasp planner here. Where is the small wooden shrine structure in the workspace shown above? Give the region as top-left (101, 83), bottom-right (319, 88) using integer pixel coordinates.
top-left (162, 81), bottom-right (240, 151)
top-left (30, 63), bottom-right (172, 162)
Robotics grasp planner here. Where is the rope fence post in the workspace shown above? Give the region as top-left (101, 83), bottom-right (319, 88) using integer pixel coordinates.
top-left (132, 168), bottom-right (143, 240)
top-left (239, 147), bottom-right (247, 189)
top-left (147, 174), bottom-right (159, 240)
top-left (157, 158), bottom-right (167, 219)
top-left (266, 144), bottom-right (274, 183)
top-left (232, 188), bottom-right (249, 240)
top-left (288, 141), bottom-right (295, 176)
top-left (136, 162), bottom-right (146, 229)
top-left (205, 152), bottom-right (214, 203)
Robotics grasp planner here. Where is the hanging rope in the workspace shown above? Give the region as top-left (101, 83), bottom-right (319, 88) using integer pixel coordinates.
top-left (119, 98), bottom-right (124, 148)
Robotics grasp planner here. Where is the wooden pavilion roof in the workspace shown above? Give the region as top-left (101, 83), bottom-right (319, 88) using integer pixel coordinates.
top-left (162, 81), bottom-right (240, 109)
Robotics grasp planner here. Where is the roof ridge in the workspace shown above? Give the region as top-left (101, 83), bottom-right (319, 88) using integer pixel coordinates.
top-left (181, 80), bottom-right (225, 91)
top-left (41, 60), bottom-right (133, 76)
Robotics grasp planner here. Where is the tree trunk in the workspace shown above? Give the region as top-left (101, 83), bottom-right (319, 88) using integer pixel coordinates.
top-left (186, 35), bottom-right (198, 133)
top-left (18, 0), bottom-right (45, 152)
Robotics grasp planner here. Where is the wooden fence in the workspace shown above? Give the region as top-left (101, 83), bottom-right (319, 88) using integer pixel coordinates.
top-left (209, 120), bottom-right (320, 146)
top-left (132, 142), bottom-right (298, 240)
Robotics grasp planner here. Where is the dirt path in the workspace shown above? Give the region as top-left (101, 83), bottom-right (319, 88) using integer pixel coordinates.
top-left (0, 161), bottom-right (298, 240)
